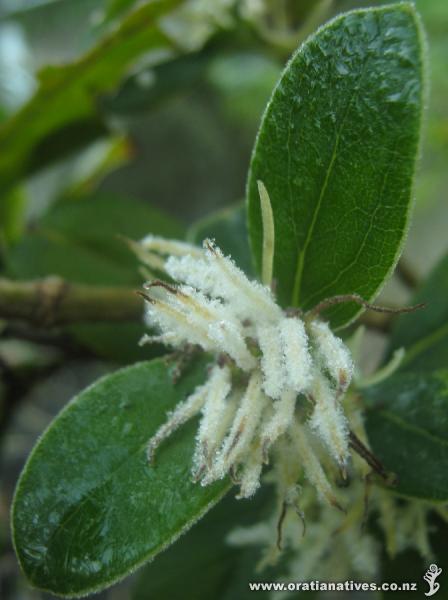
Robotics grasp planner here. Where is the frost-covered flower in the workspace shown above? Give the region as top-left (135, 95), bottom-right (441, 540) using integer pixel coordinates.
top-left (131, 184), bottom-right (430, 593)
top-left (137, 229), bottom-right (355, 504)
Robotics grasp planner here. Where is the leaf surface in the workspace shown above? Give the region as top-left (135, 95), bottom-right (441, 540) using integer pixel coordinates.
top-left (364, 370), bottom-right (448, 501)
top-left (247, 3), bottom-right (424, 327)
top-left (12, 357), bottom-right (228, 596)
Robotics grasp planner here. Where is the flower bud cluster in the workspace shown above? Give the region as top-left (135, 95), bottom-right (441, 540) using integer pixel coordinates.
top-left (140, 237), bottom-right (354, 502)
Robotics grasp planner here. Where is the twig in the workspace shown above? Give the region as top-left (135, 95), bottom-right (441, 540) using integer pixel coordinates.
top-left (308, 293), bottom-right (425, 318)
top-left (348, 430), bottom-right (390, 482)
top-left (0, 277), bottom-right (143, 326)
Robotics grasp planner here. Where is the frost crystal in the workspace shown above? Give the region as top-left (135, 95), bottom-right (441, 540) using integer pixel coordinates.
top-left (139, 236), bottom-right (357, 505)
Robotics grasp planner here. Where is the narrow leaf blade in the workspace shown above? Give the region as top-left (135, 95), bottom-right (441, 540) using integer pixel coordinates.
top-left (247, 3), bottom-right (424, 327)
top-left (12, 358), bottom-right (228, 596)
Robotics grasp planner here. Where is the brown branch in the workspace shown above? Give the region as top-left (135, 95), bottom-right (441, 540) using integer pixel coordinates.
top-left (0, 274), bottom-right (419, 334)
top-left (0, 277), bottom-right (143, 327)
top-left (308, 293), bottom-right (425, 318)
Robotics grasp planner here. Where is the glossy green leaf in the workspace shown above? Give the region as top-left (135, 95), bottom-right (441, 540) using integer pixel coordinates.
top-left (247, 3), bottom-right (424, 327)
top-left (12, 357), bottom-right (229, 596)
top-left (0, 0), bottom-right (181, 192)
top-left (5, 194), bottom-right (182, 361)
top-left (387, 252), bottom-right (448, 372)
top-left (364, 370), bottom-right (448, 501)
top-left (187, 202), bottom-right (254, 277)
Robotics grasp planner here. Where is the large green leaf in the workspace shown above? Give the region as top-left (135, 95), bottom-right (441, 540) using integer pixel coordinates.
top-left (12, 357), bottom-right (229, 596)
top-left (5, 194), bottom-right (182, 361)
top-left (364, 370), bottom-right (448, 501)
top-left (0, 0), bottom-right (180, 193)
top-left (247, 3), bottom-right (424, 327)
top-left (387, 252), bottom-right (448, 372)
top-left (187, 202), bottom-right (254, 277)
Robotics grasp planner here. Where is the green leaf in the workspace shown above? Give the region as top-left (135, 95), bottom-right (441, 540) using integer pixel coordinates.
top-left (5, 194), bottom-right (182, 361)
top-left (187, 202), bottom-right (254, 277)
top-left (6, 193), bottom-right (183, 284)
top-left (12, 357), bottom-right (229, 596)
top-left (0, 0), bottom-right (181, 192)
top-left (364, 370), bottom-right (448, 501)
top-left (387, 252), bottom-right (448, 372)
top-left (247, 3), bottom-right (424, 327)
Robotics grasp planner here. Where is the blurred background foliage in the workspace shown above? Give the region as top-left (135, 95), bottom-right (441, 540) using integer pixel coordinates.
top-left (0, 1), bottom-right (446, 598)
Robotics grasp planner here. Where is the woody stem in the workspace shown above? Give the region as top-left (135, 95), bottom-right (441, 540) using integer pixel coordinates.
top-left (0, 277), bottom-right (143, 327)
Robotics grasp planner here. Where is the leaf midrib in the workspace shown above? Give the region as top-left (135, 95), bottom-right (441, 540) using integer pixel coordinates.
top-left (290, 53), bottom-right (371, 307)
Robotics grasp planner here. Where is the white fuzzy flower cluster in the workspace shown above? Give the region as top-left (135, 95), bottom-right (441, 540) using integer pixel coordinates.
top-left (139, 235), bottom-right (354, 503)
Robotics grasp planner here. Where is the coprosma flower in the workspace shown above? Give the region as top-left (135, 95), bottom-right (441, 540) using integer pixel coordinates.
top-left (130, 182), bottom-right (429, 577)
top-left (134, 181), bottom-right (377, 512)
